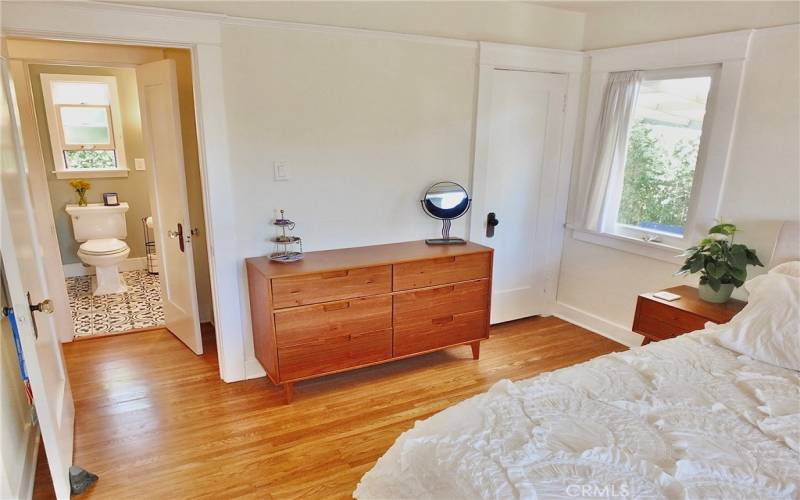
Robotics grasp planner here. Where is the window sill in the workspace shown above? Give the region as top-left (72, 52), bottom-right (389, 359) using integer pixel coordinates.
top-left (53, 169), bottom-right (129, 180)
top-left (569, 226), bottom-right (685, 264)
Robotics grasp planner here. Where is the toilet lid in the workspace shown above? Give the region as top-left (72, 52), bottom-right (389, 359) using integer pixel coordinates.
top-left (79, 238), bottom-right (129, 255)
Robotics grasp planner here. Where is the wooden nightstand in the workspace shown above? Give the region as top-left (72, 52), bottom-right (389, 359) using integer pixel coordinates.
top-left (633, 285), bottom-right (746, 345)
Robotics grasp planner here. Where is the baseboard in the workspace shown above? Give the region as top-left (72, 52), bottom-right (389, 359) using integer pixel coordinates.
top-left (553, 302), bottom-right (643, 348)
top-left (244, 357), bottom-right (266, 380)
top-left (63, 257), bottom-right (147, 278)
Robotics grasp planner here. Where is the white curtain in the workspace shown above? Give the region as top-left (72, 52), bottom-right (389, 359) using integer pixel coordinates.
top-left (580, 71), bottom-right (642, 232)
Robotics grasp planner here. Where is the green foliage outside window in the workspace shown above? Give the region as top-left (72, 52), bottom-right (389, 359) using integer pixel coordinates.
top-left (64, 150), bottom-right (116, 169)
top-left (617, 121), bottom-right (700, 231)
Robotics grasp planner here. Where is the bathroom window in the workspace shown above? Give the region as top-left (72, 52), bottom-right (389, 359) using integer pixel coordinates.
top-left (40, 74), bottom-right (128, 179)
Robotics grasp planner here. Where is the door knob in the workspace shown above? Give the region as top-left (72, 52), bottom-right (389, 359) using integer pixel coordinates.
top-left (30, 298), bottom-right (54, 314)
top-left (486, 212), bottom-right (499, 237)
top-left (167, 223), bottom-right (186, 252)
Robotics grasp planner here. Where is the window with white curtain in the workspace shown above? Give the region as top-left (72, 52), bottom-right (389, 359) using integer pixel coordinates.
top-left (40, 74), bottom-right (128, 179)
top-left (601, 65), bottom-right (717, 248)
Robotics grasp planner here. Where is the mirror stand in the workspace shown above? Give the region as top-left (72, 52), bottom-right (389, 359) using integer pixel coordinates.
top-left (420, 181), bottom-right (471, 246)
top-left (425, 219), bottom-right (466, 245)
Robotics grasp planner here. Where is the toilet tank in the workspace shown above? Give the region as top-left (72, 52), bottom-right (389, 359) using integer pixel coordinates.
top-left (65, 203), bottom-right (129, 242)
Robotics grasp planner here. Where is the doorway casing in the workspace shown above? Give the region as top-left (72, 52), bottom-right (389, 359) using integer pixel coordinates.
top-left (1, 2), bottom-right (247, 382)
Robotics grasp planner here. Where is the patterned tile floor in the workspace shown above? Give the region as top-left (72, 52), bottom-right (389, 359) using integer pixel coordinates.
top-left (67, 269), bottom-right (165, 338)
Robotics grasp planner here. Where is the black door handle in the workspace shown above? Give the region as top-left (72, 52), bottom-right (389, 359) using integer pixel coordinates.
top-left (486, 212), bottom-right (499, 238)
top-left (177, 223), bottom-right (185, 253)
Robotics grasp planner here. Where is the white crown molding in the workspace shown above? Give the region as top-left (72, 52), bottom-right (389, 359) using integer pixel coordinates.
top-left (479, 42), bottom-right (585, 73)
top-left (222, 14), bottom-right (478, 49)
top-left (1, 1), bottom-right (222, 46)
top-left (588, 29), bottom-right (754, 73)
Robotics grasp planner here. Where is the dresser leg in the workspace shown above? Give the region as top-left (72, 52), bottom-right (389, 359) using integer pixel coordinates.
top-left (641, 338), bottom-right (651, 346)
top-left (470, 341), bottom-right (480, 360)
top-left (283, 383), bottom-right (294, 404)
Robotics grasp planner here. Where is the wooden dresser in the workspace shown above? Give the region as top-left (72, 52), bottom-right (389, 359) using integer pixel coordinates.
top-left (246, 241), bottom-right (493, 402)
top-left (633, 285), bottom-right (746, 345)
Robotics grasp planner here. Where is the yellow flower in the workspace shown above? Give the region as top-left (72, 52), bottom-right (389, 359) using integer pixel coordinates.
top-left (69, 179), bottom-right (91, 191)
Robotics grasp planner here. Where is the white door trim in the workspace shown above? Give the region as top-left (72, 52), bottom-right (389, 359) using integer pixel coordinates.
top-left (2, 4), bottom-right (247, 381)
top-left (470, 42), bottom-right (584, 315)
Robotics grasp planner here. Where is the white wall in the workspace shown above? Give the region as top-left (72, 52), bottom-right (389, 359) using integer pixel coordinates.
top-left (557, 23), bottom-right (800, 344)
top-left (221, 25), bottom-right (486, 375)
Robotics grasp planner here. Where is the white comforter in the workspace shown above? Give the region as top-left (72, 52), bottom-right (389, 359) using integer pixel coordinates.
top-left (355, 331), bottom-right (800, 499)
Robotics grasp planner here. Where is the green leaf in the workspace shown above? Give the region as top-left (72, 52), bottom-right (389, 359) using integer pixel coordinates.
top-left (708, 223), bottom-right (737, 236)
top-left (707, 276), bottom-right (722, 292)
top-left (708, 261), bottom-right (726, 279)
top-left (745, 248), bottom-right (764, 267)
top-left (729, 245), bottom-right (747, 269)
top-left (690, 255), bottom-right (705, 273)
top-left (730, 266), bottom-right (747, 282)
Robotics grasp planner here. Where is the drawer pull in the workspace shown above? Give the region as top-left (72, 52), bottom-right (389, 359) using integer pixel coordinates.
top-left (433, 256), bottom-right (457, 265)
top-left (323, 302), bottom-right (350, 312)
top-left (321, 270), bottom-right (349, 279)
top-left (415, 285), bottom-right (455, 298)
top-left (432, 315), bottom-right (454, 325)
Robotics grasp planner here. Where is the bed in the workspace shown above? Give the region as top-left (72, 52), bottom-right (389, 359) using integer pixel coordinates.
top-left (355, 223), bottom-right (800, 499)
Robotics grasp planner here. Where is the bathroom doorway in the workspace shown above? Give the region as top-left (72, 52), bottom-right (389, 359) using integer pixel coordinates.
top-left (6, 38), bottom-right (215, 353)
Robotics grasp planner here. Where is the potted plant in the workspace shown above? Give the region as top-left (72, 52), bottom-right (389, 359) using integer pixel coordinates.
top-left (69, 179), bottom-right (91, 207)
top-left (676, 223), bottom-right (763, 303)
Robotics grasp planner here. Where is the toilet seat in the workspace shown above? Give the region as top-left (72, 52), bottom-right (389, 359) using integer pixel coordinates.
top-left (79, 238), bottom-right (130, 256)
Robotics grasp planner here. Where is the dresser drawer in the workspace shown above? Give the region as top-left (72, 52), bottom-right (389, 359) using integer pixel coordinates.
top-left (271, 265), bottom-right (391, 308)
top-left (393, 252), bottom-right (491, 291)
top-left (394, 309), bottom-right (487, 357)
top-left (638, 298), bottom-right (708, 332)
top-left (393, 280), bottom-right (488, 324)
top-left (274, 296), bottom-right (391, 348)
top-left (277, 329), bottom-right (392, 380)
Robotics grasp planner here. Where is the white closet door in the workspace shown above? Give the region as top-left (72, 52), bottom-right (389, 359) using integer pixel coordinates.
top-left (471, 69), bottom-right (567, 324)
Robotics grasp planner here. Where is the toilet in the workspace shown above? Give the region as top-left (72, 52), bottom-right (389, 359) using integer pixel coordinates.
top-left (66, 202), bottom-right (131, 295)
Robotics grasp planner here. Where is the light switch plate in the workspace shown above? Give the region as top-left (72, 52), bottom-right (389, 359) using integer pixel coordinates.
top-left (273, 161), bottom-right (289, 181)
top-left (134, 158), bottom-right (146, 171)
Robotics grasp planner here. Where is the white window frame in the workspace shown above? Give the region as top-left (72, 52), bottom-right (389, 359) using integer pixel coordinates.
top-left (600, 64), bottom-right (720, 250)
top-left (40, 73), bottom-right (129, 179)
top-left (571, 30), bottom-right (753, 263)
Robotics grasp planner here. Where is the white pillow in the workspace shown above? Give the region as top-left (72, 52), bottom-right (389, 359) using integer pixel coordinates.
top-left (716, 273), bottom-right (800, 371)
top-left (770, 261), bottom-right (800, 278)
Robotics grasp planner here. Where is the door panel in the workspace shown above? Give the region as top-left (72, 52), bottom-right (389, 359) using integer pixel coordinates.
top-left (471, 69), bottom-right (567, 323)
top-left (1, 57), bottom-right (75, 499)
top-left (136, 59), bottom-right (203, 354)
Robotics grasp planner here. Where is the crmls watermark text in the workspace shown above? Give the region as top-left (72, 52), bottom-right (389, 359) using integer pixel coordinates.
top-left (565, 484), bottom-right (631, 497)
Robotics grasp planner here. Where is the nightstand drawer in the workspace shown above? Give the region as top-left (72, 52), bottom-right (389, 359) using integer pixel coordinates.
top-left (633, 315), bottom-right (686, 341)
top-left (638, 298), bottom-right (708, 332)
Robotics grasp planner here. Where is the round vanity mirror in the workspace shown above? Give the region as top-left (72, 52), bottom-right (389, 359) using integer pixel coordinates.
top-left (420, 181), bottom-right (471, 245)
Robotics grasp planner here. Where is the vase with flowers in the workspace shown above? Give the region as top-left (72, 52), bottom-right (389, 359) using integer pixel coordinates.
top-left (675, 223), bottom-right (763, 303)
top-left (69, 179), bottom-right (91, 207)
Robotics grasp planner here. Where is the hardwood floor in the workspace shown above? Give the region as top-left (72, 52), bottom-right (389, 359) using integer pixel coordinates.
top-left (33, 317), bottom-right (625, 499)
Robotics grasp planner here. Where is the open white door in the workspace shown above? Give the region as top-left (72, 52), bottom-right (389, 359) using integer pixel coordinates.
top-left (136, 59), bottom-right (203, 354)
top-left (0, 58), bottom-right (75, 498)
top-left (471, 69), bottom-right (567, 324)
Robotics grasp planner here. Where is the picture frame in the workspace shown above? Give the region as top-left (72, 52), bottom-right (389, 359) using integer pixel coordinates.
top-left (103, 192), bottom-right (119, 206)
